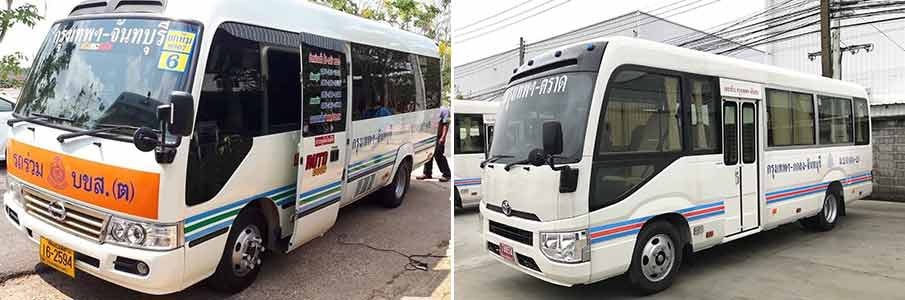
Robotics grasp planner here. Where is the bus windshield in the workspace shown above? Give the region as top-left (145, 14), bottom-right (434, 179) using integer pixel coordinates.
top-left (490, 72), bottom-right (596, 164)
top-left (15, 18), bottom-right (201, 131)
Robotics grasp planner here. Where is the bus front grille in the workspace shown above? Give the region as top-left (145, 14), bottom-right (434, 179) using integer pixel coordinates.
top-left (489, 220), bottom-right (533, 245)
top-left (23, 189), bottom-right (108, 243)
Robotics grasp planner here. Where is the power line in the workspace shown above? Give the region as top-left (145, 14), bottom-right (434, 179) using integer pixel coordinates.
top-left (454, 0), bottom-right (558, 39)
top-left (454, 0), bottom-right (538, 31)
top-left (864, 18), bottom-right (905, 52)
top-left (457, 0), bottom-right (574, 43)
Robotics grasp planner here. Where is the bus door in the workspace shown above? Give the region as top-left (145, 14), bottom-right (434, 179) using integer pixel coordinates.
top-left (288, 33), bottom-right (350, 251)
top-left (722, 98), bottom-right (760, 236)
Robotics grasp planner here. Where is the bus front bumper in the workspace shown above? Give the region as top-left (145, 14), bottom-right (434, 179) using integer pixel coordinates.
top-left (3, 192), bottom-right (188, 295)
top-left (480, 204), bottom-right (590, 286)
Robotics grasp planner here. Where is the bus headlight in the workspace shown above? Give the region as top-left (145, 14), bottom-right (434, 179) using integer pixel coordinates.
top-left (7, 177), bottom-right (24, 206)
top-left (539, 230), bottom-right (589, 264)
top-left (104, 216), bottom-right (182, 251)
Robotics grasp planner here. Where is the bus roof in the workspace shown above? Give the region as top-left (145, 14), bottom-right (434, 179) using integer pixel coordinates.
top-left (68, 0), bottom-right (439, 58)
top-left (453, 99), bottom-right (499, 114)
top-left (528, 36), bottom-right (868, 100)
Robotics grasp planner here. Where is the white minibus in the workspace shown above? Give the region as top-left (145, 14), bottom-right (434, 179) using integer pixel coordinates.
top-left (453, 99), bottom-right (497, 208)
top-left (481, 36), bottom-right (872, 293)
top-left (2, 0), bottom-right (441, 294)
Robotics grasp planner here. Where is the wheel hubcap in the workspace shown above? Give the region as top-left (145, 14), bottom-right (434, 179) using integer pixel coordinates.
top-left (641, 234), bottom-right (675, 282)
top-left (824, 195), bottom-right (838, 223)
top-left (231, 224), bottom-right (264, 277)
top-left (395, 165), bottom-right (408, 198)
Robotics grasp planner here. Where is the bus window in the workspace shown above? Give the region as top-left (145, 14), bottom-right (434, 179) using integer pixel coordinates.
top-left (266, 49), bottom-right (302, 134)
top-left (724, 102), bottom-right (738, 165)
top-left (454, 113), bottom-right (485, 154)
top-left (854, 97), bottom-right (870, 145)
top-left (766, 89), bottom-right (815, 147)
top-left (689, 77), bottom-right (718, 152)
top-left (742, 103), bottom-right (756, 164)
top-left (351, 44), bottom-right (417, 120)
top-left (600, 70), bottom-right (682, 154)
top-left (818, 96), bottom-right (853, 145)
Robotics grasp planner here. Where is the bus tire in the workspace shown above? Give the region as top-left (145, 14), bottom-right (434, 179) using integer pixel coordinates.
top-left (628, 221), bottom-right (683, 295)
top-left (208, 208), bottom-right (267, 294)
top-left (379, 160), bottom-right (411, 208)
top-left (801, 192), bottom-right (840, 231)
top-left (454, 187), bottom-right (462, 209)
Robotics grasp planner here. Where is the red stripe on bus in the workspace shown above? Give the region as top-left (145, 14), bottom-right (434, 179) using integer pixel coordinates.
top-left (682, 205), bottom-right (725, 217)
top-left (590, 222), bottom-right (643, 239)
top-left (766, 184), bottom-right (828, 200)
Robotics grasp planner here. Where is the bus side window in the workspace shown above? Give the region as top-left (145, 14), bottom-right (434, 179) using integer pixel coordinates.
top-left (723, 102), bottom-right (738, 165)
top-left (186, 26), bottom-right (265, 206)
top-left (454, 113), bottom-right (485, 154)
top-left (688, 77), bottom-right (718, 153)
top-left (741, 103), bottom-right (756, 163)
top-left (266, 49), bottom-right (302, 134)
top-left (818, 96), bottom-right (853, 145)
top-left (350, 44), bottom-right (417, 121)
top-left (854, 97), bottom-right (870, 145)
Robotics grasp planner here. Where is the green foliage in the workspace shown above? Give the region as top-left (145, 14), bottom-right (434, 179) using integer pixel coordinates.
top-left (0, 1), bottom-right (43, 88)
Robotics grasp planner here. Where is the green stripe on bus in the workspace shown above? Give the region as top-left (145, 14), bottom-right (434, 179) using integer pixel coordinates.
top-left (350, 156), bottom-right (393, 172)
top-left (271, 189), bottom-right (295, 202)
top-left (185, 208), bottom-right (241, 233)
top-left (299, 186), bottom-right (342, 204)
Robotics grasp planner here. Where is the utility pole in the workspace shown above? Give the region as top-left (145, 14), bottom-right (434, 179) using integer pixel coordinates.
top-left (518, 37), bottom-right (525, 65)
top-left (820, 0), bottom-right (833, 78)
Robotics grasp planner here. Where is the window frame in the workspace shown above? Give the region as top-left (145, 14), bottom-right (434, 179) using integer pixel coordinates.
top-left (453, 113), bottom-right (487, 155)
top-left (853, 97), bottom-right (870, 146)
top-left (765, 88), bottom-right (817, 148)
top-left (817, 95), bottom-right (854, 146)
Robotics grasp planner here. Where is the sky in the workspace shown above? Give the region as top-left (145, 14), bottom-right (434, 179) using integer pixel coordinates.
top-left (0, 0), bottom-right (81, 64)
top-left (452, 0), bottom-right (764, 66)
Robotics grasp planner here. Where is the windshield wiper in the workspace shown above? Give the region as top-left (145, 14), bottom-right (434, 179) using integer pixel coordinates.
top-left (503, 158), bottom-right (531, 171)
top-left (30, 112), bottom-right (75, 123)
top-left (480, 155), bottom-right (512, 168)
top-left (6, 112), bottom-right (70, 127)
top-left (56, 123), bottom-right (140, 143)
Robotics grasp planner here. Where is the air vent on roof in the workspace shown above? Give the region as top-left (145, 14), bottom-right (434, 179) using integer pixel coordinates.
top-left (68, 0), bottom-right (166, 16)
top-left (69, 0), bottom-right (107, 16)
top-left (114, 0), bottom-right (165, 13)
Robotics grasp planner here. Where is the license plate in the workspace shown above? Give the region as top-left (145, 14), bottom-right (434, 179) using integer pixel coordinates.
top-left (39, 237), bottom-right (75, 278)
top-left (499, 242), bottom-right (514, 262)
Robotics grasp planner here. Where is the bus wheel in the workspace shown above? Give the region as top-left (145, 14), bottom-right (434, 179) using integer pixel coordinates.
top-left (454, 188), bottom-right (462, 209)
top-left (208, 208), bottom-right (266, 294)
top-left (801, 193), bottom-right (839, 231)
top-left (628, 221), bottom-right (682, 294)
top-left (379, 160), bottom-right (411, 208)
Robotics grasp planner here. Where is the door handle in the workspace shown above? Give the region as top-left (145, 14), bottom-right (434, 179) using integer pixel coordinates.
top-left (735, 168), bottom-right (740, 185)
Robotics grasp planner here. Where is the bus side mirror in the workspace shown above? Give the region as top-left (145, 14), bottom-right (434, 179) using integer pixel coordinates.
top-left (543, 121), bottom-right (563, 155)
top-left (165, 91), bottom-right (194, 137)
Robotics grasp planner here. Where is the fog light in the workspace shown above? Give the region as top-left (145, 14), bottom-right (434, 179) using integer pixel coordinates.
top-left (136, 262), bottom-right (149, 275)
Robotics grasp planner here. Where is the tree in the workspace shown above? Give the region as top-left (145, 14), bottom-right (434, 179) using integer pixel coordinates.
top-left (0, 0), bottom-right (42, 88)
top-left (313, 0), bottom-right (451, 105)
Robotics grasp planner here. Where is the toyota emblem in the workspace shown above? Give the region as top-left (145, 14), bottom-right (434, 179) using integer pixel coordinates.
top-left (48, 200), bottom-right (67, 221)
top-left (501, 200), bottom-right (512, 216)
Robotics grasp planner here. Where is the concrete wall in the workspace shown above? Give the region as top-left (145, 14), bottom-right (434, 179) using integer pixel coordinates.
top-left (871, 114), bottom-right (905, 201)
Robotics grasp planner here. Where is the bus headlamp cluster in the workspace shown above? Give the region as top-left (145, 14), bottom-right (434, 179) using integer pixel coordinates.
top-left (6, 177), bottom-right (24, 207)
top-left (539, 230), bottom-right (590, 264)
top-left (104, 217), bottom-right (182, 251)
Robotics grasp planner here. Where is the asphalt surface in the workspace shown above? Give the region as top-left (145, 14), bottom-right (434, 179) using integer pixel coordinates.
top-left (0, 168), bottom-right (451, 300)
top-left (454, 200), bottom-right (905, 299)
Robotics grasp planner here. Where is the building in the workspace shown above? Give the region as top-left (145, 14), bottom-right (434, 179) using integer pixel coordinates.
top-left (454, 10), bottom-right (767, 102)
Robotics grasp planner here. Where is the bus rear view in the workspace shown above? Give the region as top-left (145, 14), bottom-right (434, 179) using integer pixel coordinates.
top-left (480, 37), bottom-right (872, 294)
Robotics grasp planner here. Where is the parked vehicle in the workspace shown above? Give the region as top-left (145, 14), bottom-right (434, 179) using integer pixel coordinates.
top-left (0, 94), bottom-right (15, 161)
top-left (453, 99), bottom-right (497, 208)
top-left (480, 37), bottom-right (872, 294)
top-left (2, 0), bottom-right (440, 294)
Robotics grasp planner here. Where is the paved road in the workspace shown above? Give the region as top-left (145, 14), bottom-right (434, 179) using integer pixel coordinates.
top-left (0, 168), bottom-right (451, 300)
top-left (454, 200), bottom-right (905, 299)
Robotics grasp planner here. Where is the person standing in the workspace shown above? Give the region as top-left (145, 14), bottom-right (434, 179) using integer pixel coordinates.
top-left (417, 106), bottom-right (451, 182)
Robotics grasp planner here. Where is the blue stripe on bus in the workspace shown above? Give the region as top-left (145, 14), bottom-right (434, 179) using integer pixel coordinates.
top-left (186, 184), bottom-right (294, 225)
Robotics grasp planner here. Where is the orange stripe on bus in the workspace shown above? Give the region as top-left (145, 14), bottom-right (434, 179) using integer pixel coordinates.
top-left (7, 139), bottom-right (160, 219)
